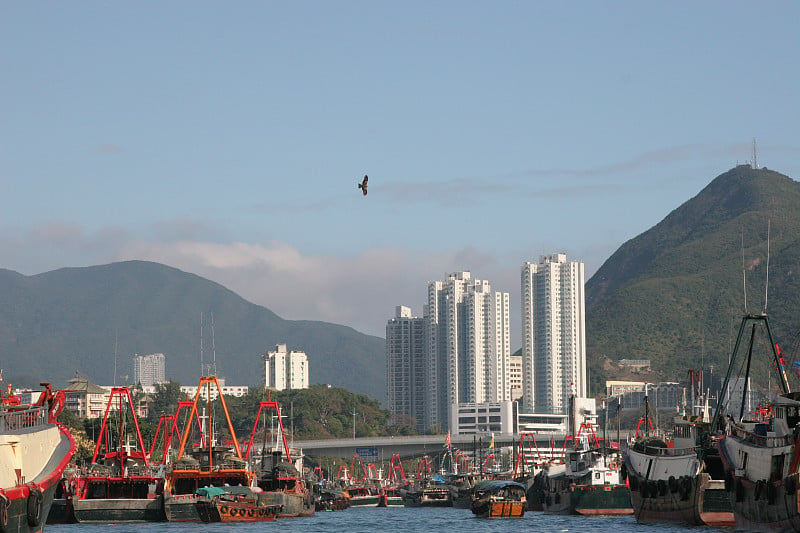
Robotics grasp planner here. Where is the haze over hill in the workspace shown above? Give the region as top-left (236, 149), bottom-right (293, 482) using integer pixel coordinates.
top-left (0, 261), bottom-right (386, 401)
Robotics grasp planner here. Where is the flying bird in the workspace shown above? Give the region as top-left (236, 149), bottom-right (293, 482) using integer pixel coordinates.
top-left (358, 175), bottom-right (368, 196)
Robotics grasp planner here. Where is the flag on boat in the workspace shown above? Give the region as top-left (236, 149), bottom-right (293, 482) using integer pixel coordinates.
top-left (443, 431), bottom-right (451, 447)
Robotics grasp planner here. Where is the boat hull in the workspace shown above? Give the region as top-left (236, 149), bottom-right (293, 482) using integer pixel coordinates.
top-left (258, 489), bottom-right (315, 517)
top-left (403, 488), bottom-right (452, 507)
top-left (473, 500), bottom-right (525, 518)
top-left (1, 416), bottom-right (75, 533)
top-left (196, 497), bottom-right (281, 522)
top-left (164, 493), bottom-right (202, 522)
top-left (3, 481), bottom-right (59, 533)
top-left (719, 434), bottom-right (800, 532)
top-left (624, 444), bottom-right (705, 525)
top-left (72, 496), bottom-right (164, 522)
top-left (571, 484), bottom-right (633, 516)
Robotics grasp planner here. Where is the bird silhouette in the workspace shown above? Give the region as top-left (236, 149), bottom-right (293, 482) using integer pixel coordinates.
top-left (358, 175), bottom-right (368, 196)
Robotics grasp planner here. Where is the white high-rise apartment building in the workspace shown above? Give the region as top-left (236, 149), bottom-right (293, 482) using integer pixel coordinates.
top-left (521, 254), bottom-right (586, 414)
top-left (133, 353), bottom-right (165, 387)
top-left (425, 272), bottom-right (510, 432)
top-left (386, 306), bottom-right (427, 433)
top-left (262, 344), bottom-right (309, 391)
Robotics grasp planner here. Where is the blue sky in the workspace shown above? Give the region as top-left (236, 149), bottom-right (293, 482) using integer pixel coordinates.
top-left (2, 2), bottom-right (799, 341)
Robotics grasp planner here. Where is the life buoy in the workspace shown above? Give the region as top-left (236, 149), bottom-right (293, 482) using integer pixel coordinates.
top-left (0, 491), bottom-right (9, 531)
top-left (608, 461), bottom-right (618, 470)
top-left (247, 508), bottom-right (255, 517)
top-left (258, 508), bottom-right (265, 517)
top-left (220, 505), bottom-right (229, 514)
top-left (27, 484), bottom-right (43, 527)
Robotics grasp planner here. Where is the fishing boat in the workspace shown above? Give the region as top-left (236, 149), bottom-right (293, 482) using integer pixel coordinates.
top-left (341, 456), bottom-right (384, 507)
top-left (313, 482), bottom-right (350, 511)
top-left (163, 376), bottom-right (256, 522)
top-left (0, 382), bottom-right (75, 533)
top-left (622, 371), bottom-right (733, 526)
top-left (716, 313), bottom-right (800, 531)
top-left (402, 456), bottom-right (452, 507)
top-left (71, 386), bottom-right (165, 522)
top-left (540, 399), bottom-right (631, 516)
top-left (512, 433), bottom-right (549, 511)
top-left (379, 454), bottom-right (406, 507)
top-left (244, 395), bottom-right (314, 518)
top-left (194, 486), bottom-right (282, 522)
top-left (470, 479), bottom-right (527, 518)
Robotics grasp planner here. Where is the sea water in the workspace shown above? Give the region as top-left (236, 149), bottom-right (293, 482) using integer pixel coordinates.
top-left (45, 506), bottom-right (730, 533)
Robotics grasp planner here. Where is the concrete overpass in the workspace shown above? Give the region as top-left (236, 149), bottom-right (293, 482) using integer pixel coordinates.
top-left (291, 433), bottom-right (567, 461)
top-left (290, 429), bottom-right (635, 462)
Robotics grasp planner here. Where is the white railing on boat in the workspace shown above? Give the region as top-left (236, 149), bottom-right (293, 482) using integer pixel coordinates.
top-left (0, 405), bottom-right (49, 432)
top-left (640, 445), bottom-right (696, 457)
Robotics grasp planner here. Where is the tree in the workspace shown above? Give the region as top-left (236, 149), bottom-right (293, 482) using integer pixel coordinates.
top-left (146, 380), bottom-right (183, 424)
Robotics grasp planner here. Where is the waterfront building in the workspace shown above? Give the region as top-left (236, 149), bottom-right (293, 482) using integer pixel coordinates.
top-left (262, 343), bottom-right (309, 391)
top-left (386, 306), bottom-right (427, 433)
top-left (425, 271), bottom-right (511, 432)
top-left (451, 401), bottom-right (516, 436)
top-left (133, 352), bottom-right (166, 387)
top-left (63, 376), bottom-right (110, 418)
top-left (521, 254), bottom-right (587, 414)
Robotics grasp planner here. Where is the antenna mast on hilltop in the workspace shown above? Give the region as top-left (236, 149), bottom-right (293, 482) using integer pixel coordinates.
top-left (752, 138), bottom-right (758, 169)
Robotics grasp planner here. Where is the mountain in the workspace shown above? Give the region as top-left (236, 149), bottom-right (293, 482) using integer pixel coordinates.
top-left (0, 261), bottom-right (386, 401)
top-left (586, 165), bottom-right (800, 392)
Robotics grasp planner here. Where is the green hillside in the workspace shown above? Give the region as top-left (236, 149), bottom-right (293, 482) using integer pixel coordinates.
top-left (586, 165), bottom-right (800, 393)
top-left (0, 261), bottom-right (386, 401)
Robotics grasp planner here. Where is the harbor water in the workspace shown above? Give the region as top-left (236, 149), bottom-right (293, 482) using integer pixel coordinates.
top-left (45, 506), bottom-right (731, 533)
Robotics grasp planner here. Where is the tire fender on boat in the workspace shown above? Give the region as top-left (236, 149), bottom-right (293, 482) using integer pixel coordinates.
top-left (767, 481), bottom-right (777, 505)
top-left (26, 484), bottom-right (43, 527)
top-left (754, 480), bottom-right (764, 501)
top-left (668, 476), bottom-right (678, 493)
top-left (735, 478), bottom-right (745, 502)
top-left (787, 476), bottom-right (797, 496)
top-left (0, 491), bottom-right (9, 531)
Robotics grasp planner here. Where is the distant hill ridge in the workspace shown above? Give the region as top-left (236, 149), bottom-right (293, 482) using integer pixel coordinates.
top-left (3, 165), bottom-right (800, 402)
top-left (585, 165), bottom-right (800, 392)
top-left (0, 261), bottom-right (386, 401)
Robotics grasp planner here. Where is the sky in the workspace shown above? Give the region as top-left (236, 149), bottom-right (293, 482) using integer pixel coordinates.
top-left (2, 2), bottom-right (800, 343)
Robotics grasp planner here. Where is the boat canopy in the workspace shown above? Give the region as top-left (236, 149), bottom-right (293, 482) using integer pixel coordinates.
top-left (472, 480), bottom-right (526, 493)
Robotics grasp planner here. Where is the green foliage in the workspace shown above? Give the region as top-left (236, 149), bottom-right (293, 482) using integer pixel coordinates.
top-left (146, 380), bottom-right (184, 424)
top-left (222, 385), bottom-right (401, 441)
top-left (586, 166), bottom-right (800, 393)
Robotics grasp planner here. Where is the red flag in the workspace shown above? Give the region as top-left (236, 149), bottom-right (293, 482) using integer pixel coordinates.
top-left (443, 431), bottom-right (451, 447)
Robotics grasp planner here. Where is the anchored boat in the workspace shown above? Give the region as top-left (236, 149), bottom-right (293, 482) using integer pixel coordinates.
top-left (71, 387), bottom-right (165, 523)
top-left (163, 376), bottom-right (256, 522)
top-left (716, 313), bottom-right (800, 531)
top-left (0, 382), bottom-right (75, 533)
